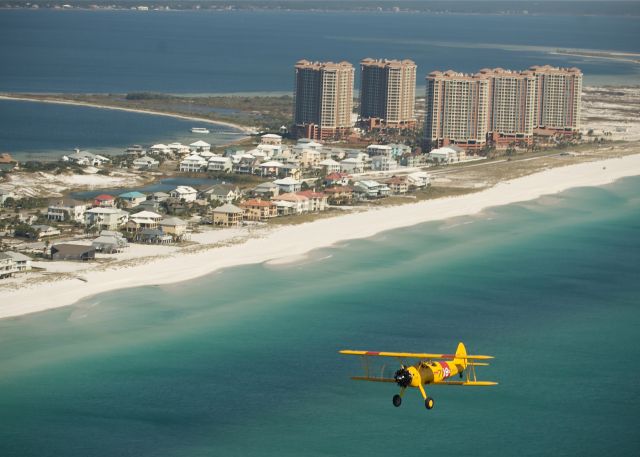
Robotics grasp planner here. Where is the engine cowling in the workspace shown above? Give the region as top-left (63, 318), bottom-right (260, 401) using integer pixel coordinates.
top-left (394, 367), bottom-right (412, 388)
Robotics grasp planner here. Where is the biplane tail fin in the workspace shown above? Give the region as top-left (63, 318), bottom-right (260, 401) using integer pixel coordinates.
top-left (453, 342), bottom-right (468, 370)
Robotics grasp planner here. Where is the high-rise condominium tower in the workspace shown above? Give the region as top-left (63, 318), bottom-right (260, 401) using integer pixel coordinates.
top-left (360, 58), bottom-right (417, 129)
top-left (293, 60), bottom-right (355, 140)
top-left (424, 70), bottom-right (490, 150)
top-left (530, 65), bottom-right (582, 132)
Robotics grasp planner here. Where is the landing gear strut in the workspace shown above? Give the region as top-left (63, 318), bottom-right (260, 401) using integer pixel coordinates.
top-left (392, 394), bottom-right (402, 407)
top-left (425, 397), bottom-right (435, 410)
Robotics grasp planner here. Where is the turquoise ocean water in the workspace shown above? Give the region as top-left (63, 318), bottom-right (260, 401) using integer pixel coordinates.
top-left (1, 177), bottom-right (639, 457)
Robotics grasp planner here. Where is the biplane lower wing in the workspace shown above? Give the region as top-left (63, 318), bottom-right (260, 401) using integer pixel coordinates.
top-left (339, 350), bottom-right (493, 360)
top-left (434, 381), bottom-right (498, 386)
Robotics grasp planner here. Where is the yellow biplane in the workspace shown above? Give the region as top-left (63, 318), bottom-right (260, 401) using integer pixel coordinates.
top-left (340, 342), bottom-right (496, 410)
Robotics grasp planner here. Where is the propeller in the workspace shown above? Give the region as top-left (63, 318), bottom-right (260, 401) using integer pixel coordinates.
top-left (394, 366), bottom-right (412, 388)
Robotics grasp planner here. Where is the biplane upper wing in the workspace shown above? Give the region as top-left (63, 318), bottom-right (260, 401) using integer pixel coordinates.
top-left (350, 376), bottom-right (396, 383)
top-left (339, 350), bottom-right (493, 360)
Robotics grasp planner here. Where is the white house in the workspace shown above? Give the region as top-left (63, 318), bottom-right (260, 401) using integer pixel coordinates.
top-left (4, 251), bottom-right (32, 271)
top-left (180, 154), bottom-right (208, 172)
top-left (149, 144), bottom-right (171, 155)
top-left (168, 143), bottom-right (191, 155)
top-left (354, 180), bottom-right (391, 198)
top-left (47, 199), bottom-right (87, 223)
top-left (133, 156), bottom-right (159, 169)
top-left (319, 159), bottom-right (341, 174)
top-left (371, 155), bottom-right (398, 172)
top-left (201, 184), bottom-right (241, 204)
top-left (84, 207), bottom-right (129, 230)
top-left (261, 133), bottom-right (282, 146)
top-left (259, 160), bottom-right (286, 177)
top-left (366, 144), bottom-right (393, 157)
top-left (407, 172), bottom-right (431, 188)
top-left (170, 186), bottom-right (198, 202)
top-left (273, 177), bottom-right (302, 193)
top-left (429, 146), bottom-right (462, 164)
top-left (190, 140), bottom-right (211, 153)
top-left (273, 193), bottom-right (310, 214)
top-left (340, 158), bottom-right (365, 174)
top-left (64, 150), bottom-right (110, 167)
top-left (208, 156), bottom-right (233, 173)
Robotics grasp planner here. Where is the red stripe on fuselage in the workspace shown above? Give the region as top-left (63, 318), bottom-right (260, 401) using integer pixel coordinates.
top-left (365, 352), bottom-right (380, 356)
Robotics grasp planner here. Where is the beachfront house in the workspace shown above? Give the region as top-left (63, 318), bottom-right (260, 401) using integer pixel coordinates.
top-left (125, 210), bottom-right (163, 232)
top-left (169, 186), bottom-right (198, 202)
top-left (241, 199), bottom-right (278, 222)
top-left (159, 217), bottom-right (189, 240)
top-left (180, 154), bottom-right (208, 172)
top-left (273, 177), bottom-right (301, 194)
top-left (208, 156), bottom-right (233, 173)
top-left (64, 150), bottom-right (110, 167)
top-left (428, 146), bottom-right (464, 164)
top-left (406, 172), bottom-right (431, 188)
top-left (0, 252), bottom-right (18, 279)
top-left (212, 203), bottom-right (244, 227)
top-left (319, 159), bottom-right (341, 174)
top-left (139, 229), bottom-right (173, 244)
top-left (118, 191), bottom-right (147, 208)
top-left (297, 191), bottom-right (328, 212)
top-left (167, 143), bottom-right (191, 155)
top-left (47, 199), bottom-right (87, 223)
top-left (190, 140), bottom-right (211, 153)
top-left (50, 244), bottom-right (96, 261)
top-left (386, 176), bottom-right (409, 194)
top-left (132, 156), bottom-right (159, 170)
top-left (353, 180), bottom-right (391, 199)
top-left (85, 207), bottom-right (129, 231)
top-left (325, 186), bottom-right (354, 205)
top-left (4, 251), bottom-right (32, 271)
top-left (92, 234), bottom-right (128, 253)
top-left (274, 193), bottom-right (309, 214)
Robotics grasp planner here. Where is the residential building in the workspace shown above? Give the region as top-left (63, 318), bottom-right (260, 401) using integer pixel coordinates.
top-left (530, 65), bottom-right (583, 133)
top-left (64, 150), bottom-right (110, 167)
top-left (92, 234), bottom-right (128, 253)
top-left (125, 210), bottom-right (162, 232)
top-left (360, 58), bottom-right (417, 129)
top-left (118, 191), bottom-right (147, 208)
top-left (189, 140), bottom-right (211, 153)
top-left (325, 186), bottom-right (354, 205)
top-left (406, 172), bottom-right (431, 188)
top-left (297, 191), bottom-right (328, 211)
top-left (208, 156), bottom-right (233, 173)
top-left (51, 244), bottom-right (95, 261)
top-left (424, 70), bottom-right (490, 150)
top-left (4, 251), bottom-right (32, 271)
top-left (428, 146), bottom-right (464, 164)
top-left (212, 203), bottom-right (244, 227)
top-left (139, 229), bottom-right (173, 244)
top-left (273, 177), bottom-right (302, 193)
top-left (169, 186), bottom-right (198, 202)
top-left (180, 154), bottom-right (208, 172)
top-left (93, 194), bottom-right (116, 208)
top-left (149, 144), bottom-right (171, 155)
top-left (31, 225), bottom-right (61, 238)
top-left (85, 207), bottom-right (129, 230)
top-left (274, 193), bottom-right (310, 214)
top-left (252, 182), bottom-right (280, 198)
top-left (259, 160), bottom-right (287, 177)
top-left (319, 159), bottom-right (341, 174)
top-left (324, 172), bottom-right (351, 187)
top-left (47, 199), bottom-right (87, 223)
top-left (386, 176), bottom-right (409, 194)
top-left (293, 60), bottom-right (355, 140)
top-left (260, 134), bottom-right (282, 146)
top-left (241, 199), bottom-right (278, 222)
top-left (340, 158), bottom-right (365, 174)
top-left (366, 144), bottom-right (394, 157)
top-left (201, 184), bottom-right (241, 204)
top-left (132, 156), bottom-right (159, 169)
top-left (159, 217), bottom-right (189, 240)
top-left (353, 180), bottom-right (391, 199)
top-left (371, 155), bottom-right (398, 172)
top-left (0, 252), bottom-right (18, 278)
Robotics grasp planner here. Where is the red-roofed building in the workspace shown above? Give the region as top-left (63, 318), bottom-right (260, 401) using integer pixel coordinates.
top-left (323, 172), bottom-right (351, 187)
top-left (240, 199), bottom-right (277, 221)
top-left (297, 191), bottom-right (328, 211)
top-left (94, 194), bottom-right (116, 208)
top-left (386, 176), bottom-right (409, 194)
top-left (274, 192), bottom-right (310, 214)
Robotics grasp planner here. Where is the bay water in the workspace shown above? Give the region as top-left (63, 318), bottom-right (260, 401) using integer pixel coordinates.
top-left (0, 177), bottom-right (638, 456)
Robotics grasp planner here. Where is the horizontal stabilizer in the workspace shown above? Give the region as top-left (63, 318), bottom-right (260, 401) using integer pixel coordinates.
top-left (340, 350), bottom-right (493, 360)
top-left (434, 381), bottom-right (498, 386)
top-left (350, 376), bottom-right (396, 383)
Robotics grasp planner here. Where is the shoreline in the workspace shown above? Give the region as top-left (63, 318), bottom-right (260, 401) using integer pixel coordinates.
top-left (0, 94), bottom-right (255, 135)
top-left (2, 153), bottom-right (640, 320)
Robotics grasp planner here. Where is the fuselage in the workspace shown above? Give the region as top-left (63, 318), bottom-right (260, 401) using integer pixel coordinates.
top-left (406, 360), bottom-right (464, 386)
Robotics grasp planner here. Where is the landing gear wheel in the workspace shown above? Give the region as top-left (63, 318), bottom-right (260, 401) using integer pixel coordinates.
top-left (425, 397), bottom-right (435, 410)
top-left (392, 394), bottom-right (402, 407)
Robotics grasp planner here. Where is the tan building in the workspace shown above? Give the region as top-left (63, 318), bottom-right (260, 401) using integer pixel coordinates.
top-left (212, 203), bottom-right (244, 227)
top-left (360, 58), bottom-right (416, 129)
top-left (293, 60), bottom-right (354, 140)
top-left (240, 199), bottom-right (278, 222)
top-left (480, 68), bottom-right (536, 146)
top-left (530, 65), bottom-right (582, 133)
top-left (424, 70), bottom-right (490, 150)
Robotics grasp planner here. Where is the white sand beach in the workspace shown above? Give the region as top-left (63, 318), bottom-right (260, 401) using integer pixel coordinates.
top-left (2, 153), bottom-right (640, 320)
top-left (0, 94), bottom-right (254, 134)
